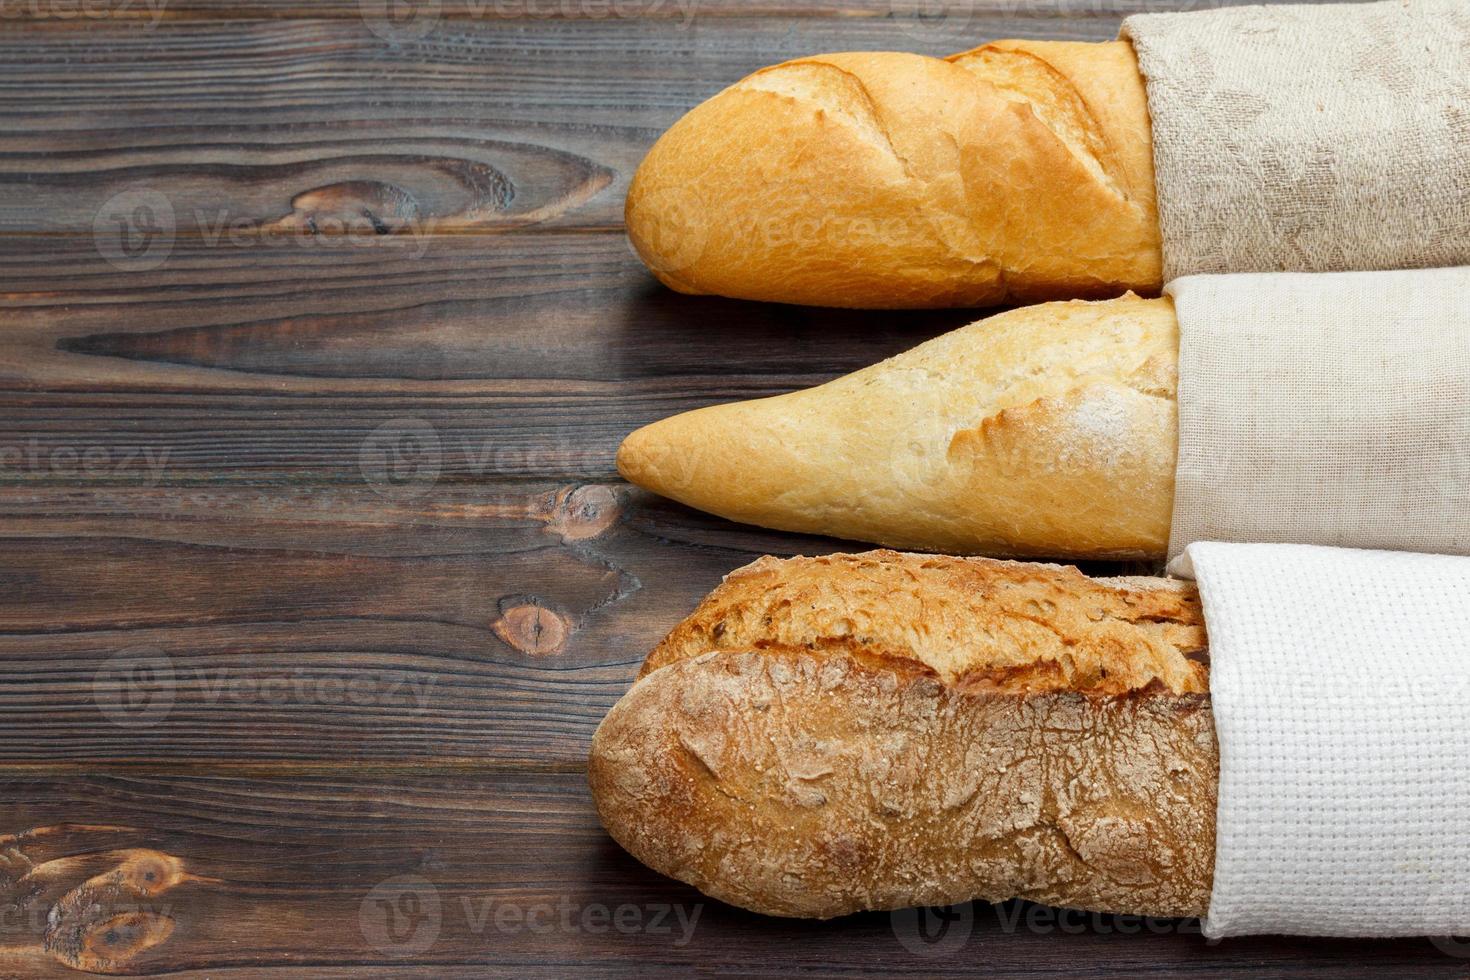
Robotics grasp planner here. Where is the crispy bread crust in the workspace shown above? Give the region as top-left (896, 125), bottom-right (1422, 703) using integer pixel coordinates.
top-left (618, 295), bottom-right (1179, 559)
top-left (643, 551), bottom-right (1206, 695)
top-left (589, 552), bottom-right (1217, 919)
top-left (625, 41), bottom-right (1161, 309)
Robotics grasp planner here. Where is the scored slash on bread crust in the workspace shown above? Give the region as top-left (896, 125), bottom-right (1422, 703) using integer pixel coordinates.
top-left (642, 551), bottom-right (1207, 696)
top-left (624, 40), bottom-right (1161, 309)
top-left (617, 294), bottom-right (1180, 560)
top-left (589, 551), bottom-right (1218, 920)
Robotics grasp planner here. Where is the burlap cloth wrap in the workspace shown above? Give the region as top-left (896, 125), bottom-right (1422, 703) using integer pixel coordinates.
top-left (1122, 0), bottom-right (1470, 280)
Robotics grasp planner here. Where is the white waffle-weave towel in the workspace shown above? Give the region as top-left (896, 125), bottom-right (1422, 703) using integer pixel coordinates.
top-left (1166, 267), bottom-right (1470, 561)
top-left (1170, 542), bottom-right (1470, 938)
top-left (1121, 0), bottom-right (1470, 280)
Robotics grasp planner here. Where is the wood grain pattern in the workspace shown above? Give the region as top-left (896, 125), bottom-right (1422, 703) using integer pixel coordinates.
top-left (0, 483), bottom-right (1152, 767)
top-left (0, 1), bottom-right (1451, 974)
top-left (2, 771), bottom-right (1462, 977)
top-left (0, 234), bottom-right (966, 483)
top-left (0, 15), bottom-right (1126, 236)
top-left (0, 483), bottom-right (874, 765)
top-left (0, 0), bottom-right (1343, 20)
top-left (0, 2), bottom-right (1328, 239)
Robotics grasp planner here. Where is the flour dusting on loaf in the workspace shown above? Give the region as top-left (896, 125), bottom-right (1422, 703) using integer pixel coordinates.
top-left (590, 551), bottom-right (1218, 919)
top-left (643, 550), bottom-right (1206, 695)
top-left (618, 294), bottom-right (1179, 559)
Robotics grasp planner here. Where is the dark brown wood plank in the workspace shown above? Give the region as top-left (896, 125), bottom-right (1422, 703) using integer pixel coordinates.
top-left (0, 482), bottom-right (892, 765)
top-left (0, 14), bottom-right (1133, 236)
top-left (2, 770), bottom-right (1461, 976)
top-left (0, 0), bottom-right (1346, 21)
top-left (0, 479), bottom-right (1149, 767)
top-left (0, 5), bottom-right (1428, 974)
top-left (0, 233), bottom-right (970, 484)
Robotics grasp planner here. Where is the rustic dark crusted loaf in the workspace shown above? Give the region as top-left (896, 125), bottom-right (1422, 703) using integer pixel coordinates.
top-left (588, 551), bottom-right (1217, 919)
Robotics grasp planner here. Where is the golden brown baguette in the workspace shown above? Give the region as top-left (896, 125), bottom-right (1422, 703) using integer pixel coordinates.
top-left (588, 551), bottom-right (1216, 919)
top-left (625, 40), bottom-right (1161, 309)
top-left (618, 293), bottom-right (1177, 560)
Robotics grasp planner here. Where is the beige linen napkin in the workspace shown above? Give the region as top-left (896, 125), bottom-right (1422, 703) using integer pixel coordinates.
top-left (1166, 267), bottom-right (1470, 560)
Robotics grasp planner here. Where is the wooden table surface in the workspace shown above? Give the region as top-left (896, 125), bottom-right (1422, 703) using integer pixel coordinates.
top-left (0, 0), bottom-right (1461, 975)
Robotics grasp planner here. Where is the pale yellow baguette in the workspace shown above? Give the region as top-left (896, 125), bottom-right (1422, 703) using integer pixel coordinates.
top-left (625, 40), bottom-right (1161, 309)
top-left (617, 293), bottom-right (1177, 560)
top-left (588, 551), bottom-right (1216, 919)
